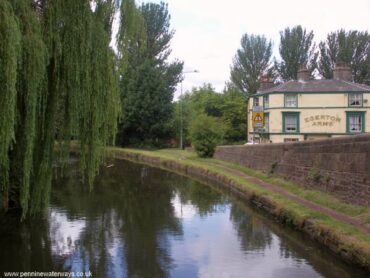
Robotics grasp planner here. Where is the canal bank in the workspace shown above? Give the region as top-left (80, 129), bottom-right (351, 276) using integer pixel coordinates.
top-left (3, 158), bottom-right (366, 277)
top-left (106, 147), bottom-right (370, 272)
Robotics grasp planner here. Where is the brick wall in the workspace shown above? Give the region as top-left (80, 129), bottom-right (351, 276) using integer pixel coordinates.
top-left (214, 134), bottom-right (370, 205)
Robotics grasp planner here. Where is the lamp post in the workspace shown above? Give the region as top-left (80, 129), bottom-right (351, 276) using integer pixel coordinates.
top-left (180, 70), bottom-right (198, 150)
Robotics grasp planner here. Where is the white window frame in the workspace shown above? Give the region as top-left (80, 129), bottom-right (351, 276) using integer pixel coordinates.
top-left (285, 115), bottom-right (297, 132)
top-left (285, 94), bottom-right (297, 108)
top-left (348, 93), bottom-right (363, 107)
top-left (348, 114), bottom-right (362, 132)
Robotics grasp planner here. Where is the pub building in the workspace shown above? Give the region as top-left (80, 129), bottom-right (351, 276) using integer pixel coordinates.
top-left (249, 64), bottom-right (370, 143)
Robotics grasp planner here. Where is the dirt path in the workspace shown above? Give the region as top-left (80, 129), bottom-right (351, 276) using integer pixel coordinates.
top-left (213, 163), bottom-right (370, 234)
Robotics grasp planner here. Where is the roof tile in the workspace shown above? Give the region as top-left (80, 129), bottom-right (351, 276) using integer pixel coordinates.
top-left (257, 79), bottom-right (370, 94)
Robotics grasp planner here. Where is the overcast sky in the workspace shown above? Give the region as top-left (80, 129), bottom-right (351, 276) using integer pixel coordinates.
top-left (137, 0), bottom-right (370, 97)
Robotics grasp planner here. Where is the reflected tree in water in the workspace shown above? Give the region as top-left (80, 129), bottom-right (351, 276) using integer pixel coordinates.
top-left (0, 214), bottom-right (54, 272)
top-left (50, 160), bottom-right (183, 277)
top-left (174, 178), bottom-right (228, 217)
top-left (1, 161), bottom-right (366, 278)
top-left (229, 203), bottom-right (273, 252)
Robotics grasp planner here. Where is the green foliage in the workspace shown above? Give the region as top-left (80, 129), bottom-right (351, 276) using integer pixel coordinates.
top-left (119, 60), bottom-right (173, 143)
top-left (117, 1), bottom-right (183, 146)
top-left (0, 0), bottom-right (121, 218)
top-left (275, 25), bottom-right (318, 81)
top-left (171, 84), bottom-right (246, 147)
top-left (189, 114), bottom-right (226, 158)
top-left (268, 162), bottom-right (278, 176)
top-left (308, 166), bottom-right (321, 182)
top-left (185, 84), bottom-right (225, 119)
top-left (318, 29), bottom-right (370, 84)
top-left (229, 33), bottom-right (273, 141)
top-left (222, 88), bottom-right (248, 142)
top-left (230, 33), bottom-right (274, 97)
top-left (0, 0), bottom-right (21, 197)
top-left (10, 0), bottom-right (47, 215)
top-left (140, 2), bottom-right (173, 64)
top-left (118, 0), bottom-right (147, 72)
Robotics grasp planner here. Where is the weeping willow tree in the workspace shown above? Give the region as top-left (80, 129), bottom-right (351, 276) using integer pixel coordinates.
top-left (9, 0), bottom-right (47, 216)
top-left (0, 0), bottom-right (127, 219)
top-left (0, 0), bottom-right (22, 213)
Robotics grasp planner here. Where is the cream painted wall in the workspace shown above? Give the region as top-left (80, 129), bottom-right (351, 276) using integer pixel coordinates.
top-left (248, 92), bottom-right (370, 142)
top-left (266, 94), bottom-right (284, 108)
top-left (267, 110), bottom-right (283, 133)
top-left (255, 109), bottom-right (369, 134)
top-left (299, 93), bottom-right (347, 107)
top-left (300, 110), bottom-right (346, 133)
top-left (364, 93), bottom-right (370, 107)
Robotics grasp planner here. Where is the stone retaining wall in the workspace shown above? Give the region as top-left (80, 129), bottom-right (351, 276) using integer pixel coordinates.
top-left (214, 134), bottom-right (370, 205)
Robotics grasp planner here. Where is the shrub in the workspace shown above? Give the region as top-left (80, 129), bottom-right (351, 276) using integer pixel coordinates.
top-left (308, 165), bottom-right (321, 182)
top-left (268, 161), bottom-right (278, 176)
top-left (189, 114), bottom-right (226, 157)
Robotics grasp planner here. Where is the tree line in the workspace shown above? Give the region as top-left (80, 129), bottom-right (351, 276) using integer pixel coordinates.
top-left (231, 25), bottom-right (370, 99)
top-left (176, 26), bottom-right (370, 156)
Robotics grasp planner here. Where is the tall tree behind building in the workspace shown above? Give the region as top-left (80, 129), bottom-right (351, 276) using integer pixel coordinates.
top-left (117, 1), bottom-right (183, 146)
top-left (229, 33), bottom-right (273, 140)
top-left (318, 29), bottom-right (370, 84)
top-left (274, 25), bottom-right (318, 81)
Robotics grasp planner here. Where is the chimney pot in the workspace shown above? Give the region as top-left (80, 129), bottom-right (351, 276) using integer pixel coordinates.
top-left (333, 62), bottom-right (352, 81)
top-left (297, 65), bottom-right (310, 81)
top-left (259, 75), bottom-right (275, 91)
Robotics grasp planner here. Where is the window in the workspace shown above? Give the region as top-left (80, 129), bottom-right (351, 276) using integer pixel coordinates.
top-left (264, 113), bottom-right (269, 132)
top-left (253, 97), bottom-right (259, 107)
top-left (348, 93), bottom-right (363, 107)
top-left (263, 95), bottom-right (269, 108)
top-left (283, 112), bottom-right (300, 133)
top-left (285, 115), bottom-right (297, 131)
top-left (346, 112), bottom-right (365, 133)
top-left (285, 94), bottom-right (297, 107)
top-left (349, 115), bottom-right (361, 132)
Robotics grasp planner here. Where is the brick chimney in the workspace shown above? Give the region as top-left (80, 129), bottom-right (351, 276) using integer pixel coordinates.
top-left (333, 62), bottom-right (352, 81)
top-left (259, 75), bottom-right (275, 91)
top-left (297, 65), bottom-right (310, 81)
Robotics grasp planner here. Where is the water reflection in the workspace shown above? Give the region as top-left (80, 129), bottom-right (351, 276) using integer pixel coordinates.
top-left (0, 159), bottom-right (367, 277)
top-left (0, 212), bottom-right (53, 272)
top-left (230, 204), bottom-right (273, 253)
top-left (49, 209), bottom-right (86, 256)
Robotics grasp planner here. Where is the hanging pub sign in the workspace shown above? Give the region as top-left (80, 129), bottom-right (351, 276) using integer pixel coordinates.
top-left (252, 106), bottom-right (264, 128)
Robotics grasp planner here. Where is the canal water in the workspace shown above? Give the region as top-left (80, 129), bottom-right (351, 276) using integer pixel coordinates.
top-left (0, 159), bottom-right (367, 277)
